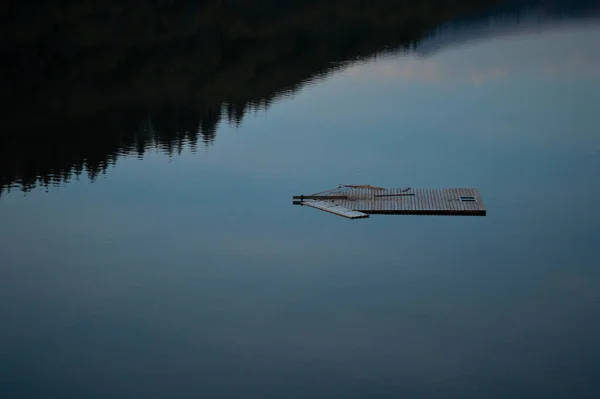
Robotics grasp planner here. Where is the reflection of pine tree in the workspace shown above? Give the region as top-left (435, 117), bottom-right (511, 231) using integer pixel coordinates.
top-left (0, 0), bottom-right (521, 196)
top-left (226, 103), bottom-right (246, 127)
top-left (188, 130), bottom-right (199, 154)
top-left (199, 106), bottom-right (221, 145)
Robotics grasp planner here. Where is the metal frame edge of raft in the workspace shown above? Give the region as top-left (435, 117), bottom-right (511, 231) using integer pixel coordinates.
top-left (293, 185), bottom-right (486, 219)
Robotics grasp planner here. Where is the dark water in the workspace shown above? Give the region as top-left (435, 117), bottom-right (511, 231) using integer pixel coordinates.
top-left (2, 1), bottom-right (600, 398)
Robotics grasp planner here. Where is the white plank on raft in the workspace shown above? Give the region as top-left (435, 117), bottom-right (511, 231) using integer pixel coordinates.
top-left (302, 201), bottom-right (369, 219)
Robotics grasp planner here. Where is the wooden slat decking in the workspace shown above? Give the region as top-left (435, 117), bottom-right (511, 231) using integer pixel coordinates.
top-left (293, 187), bottom-right (486, 219)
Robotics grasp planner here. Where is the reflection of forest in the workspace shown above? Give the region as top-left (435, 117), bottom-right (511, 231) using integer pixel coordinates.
top-left (1, 0), bottom-right (510, 194)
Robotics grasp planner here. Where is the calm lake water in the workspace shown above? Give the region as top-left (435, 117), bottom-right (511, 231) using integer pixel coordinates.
top-left (1, 2), bottom-right (600, 398)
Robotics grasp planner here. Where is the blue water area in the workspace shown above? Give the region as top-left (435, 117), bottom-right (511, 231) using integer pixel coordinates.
top-left (1, 2), bottom-right (600, 398)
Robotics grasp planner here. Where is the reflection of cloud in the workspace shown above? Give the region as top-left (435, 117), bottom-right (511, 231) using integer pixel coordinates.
top-left (471, 67), bottom-right (508, 85)
top-left (345, 22), bottom-right (600, 86)
top-left (346, 58), bottom-right (440, 83)
top-left (542, 55), bottom-right (600, 77)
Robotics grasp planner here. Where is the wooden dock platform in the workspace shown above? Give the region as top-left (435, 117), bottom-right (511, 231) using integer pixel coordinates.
top-left (293, 185), bottom-right (486, 219)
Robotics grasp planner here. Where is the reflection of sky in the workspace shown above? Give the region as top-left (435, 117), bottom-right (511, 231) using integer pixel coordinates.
top-left (1, 18), bottom-right (600, 399)
top-left (347, 22), bottom-right (600, 84)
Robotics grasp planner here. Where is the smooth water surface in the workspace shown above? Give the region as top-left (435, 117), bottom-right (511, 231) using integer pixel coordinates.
top-left (1, 2), bottom-right (600, 398)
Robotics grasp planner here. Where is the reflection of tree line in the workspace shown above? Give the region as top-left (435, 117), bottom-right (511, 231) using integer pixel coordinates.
top-left (0, 0), bottom-right (507, 195)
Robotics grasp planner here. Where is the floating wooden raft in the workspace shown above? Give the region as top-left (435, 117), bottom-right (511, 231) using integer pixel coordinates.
top-left (293, 185), bottom-right (486, 219)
